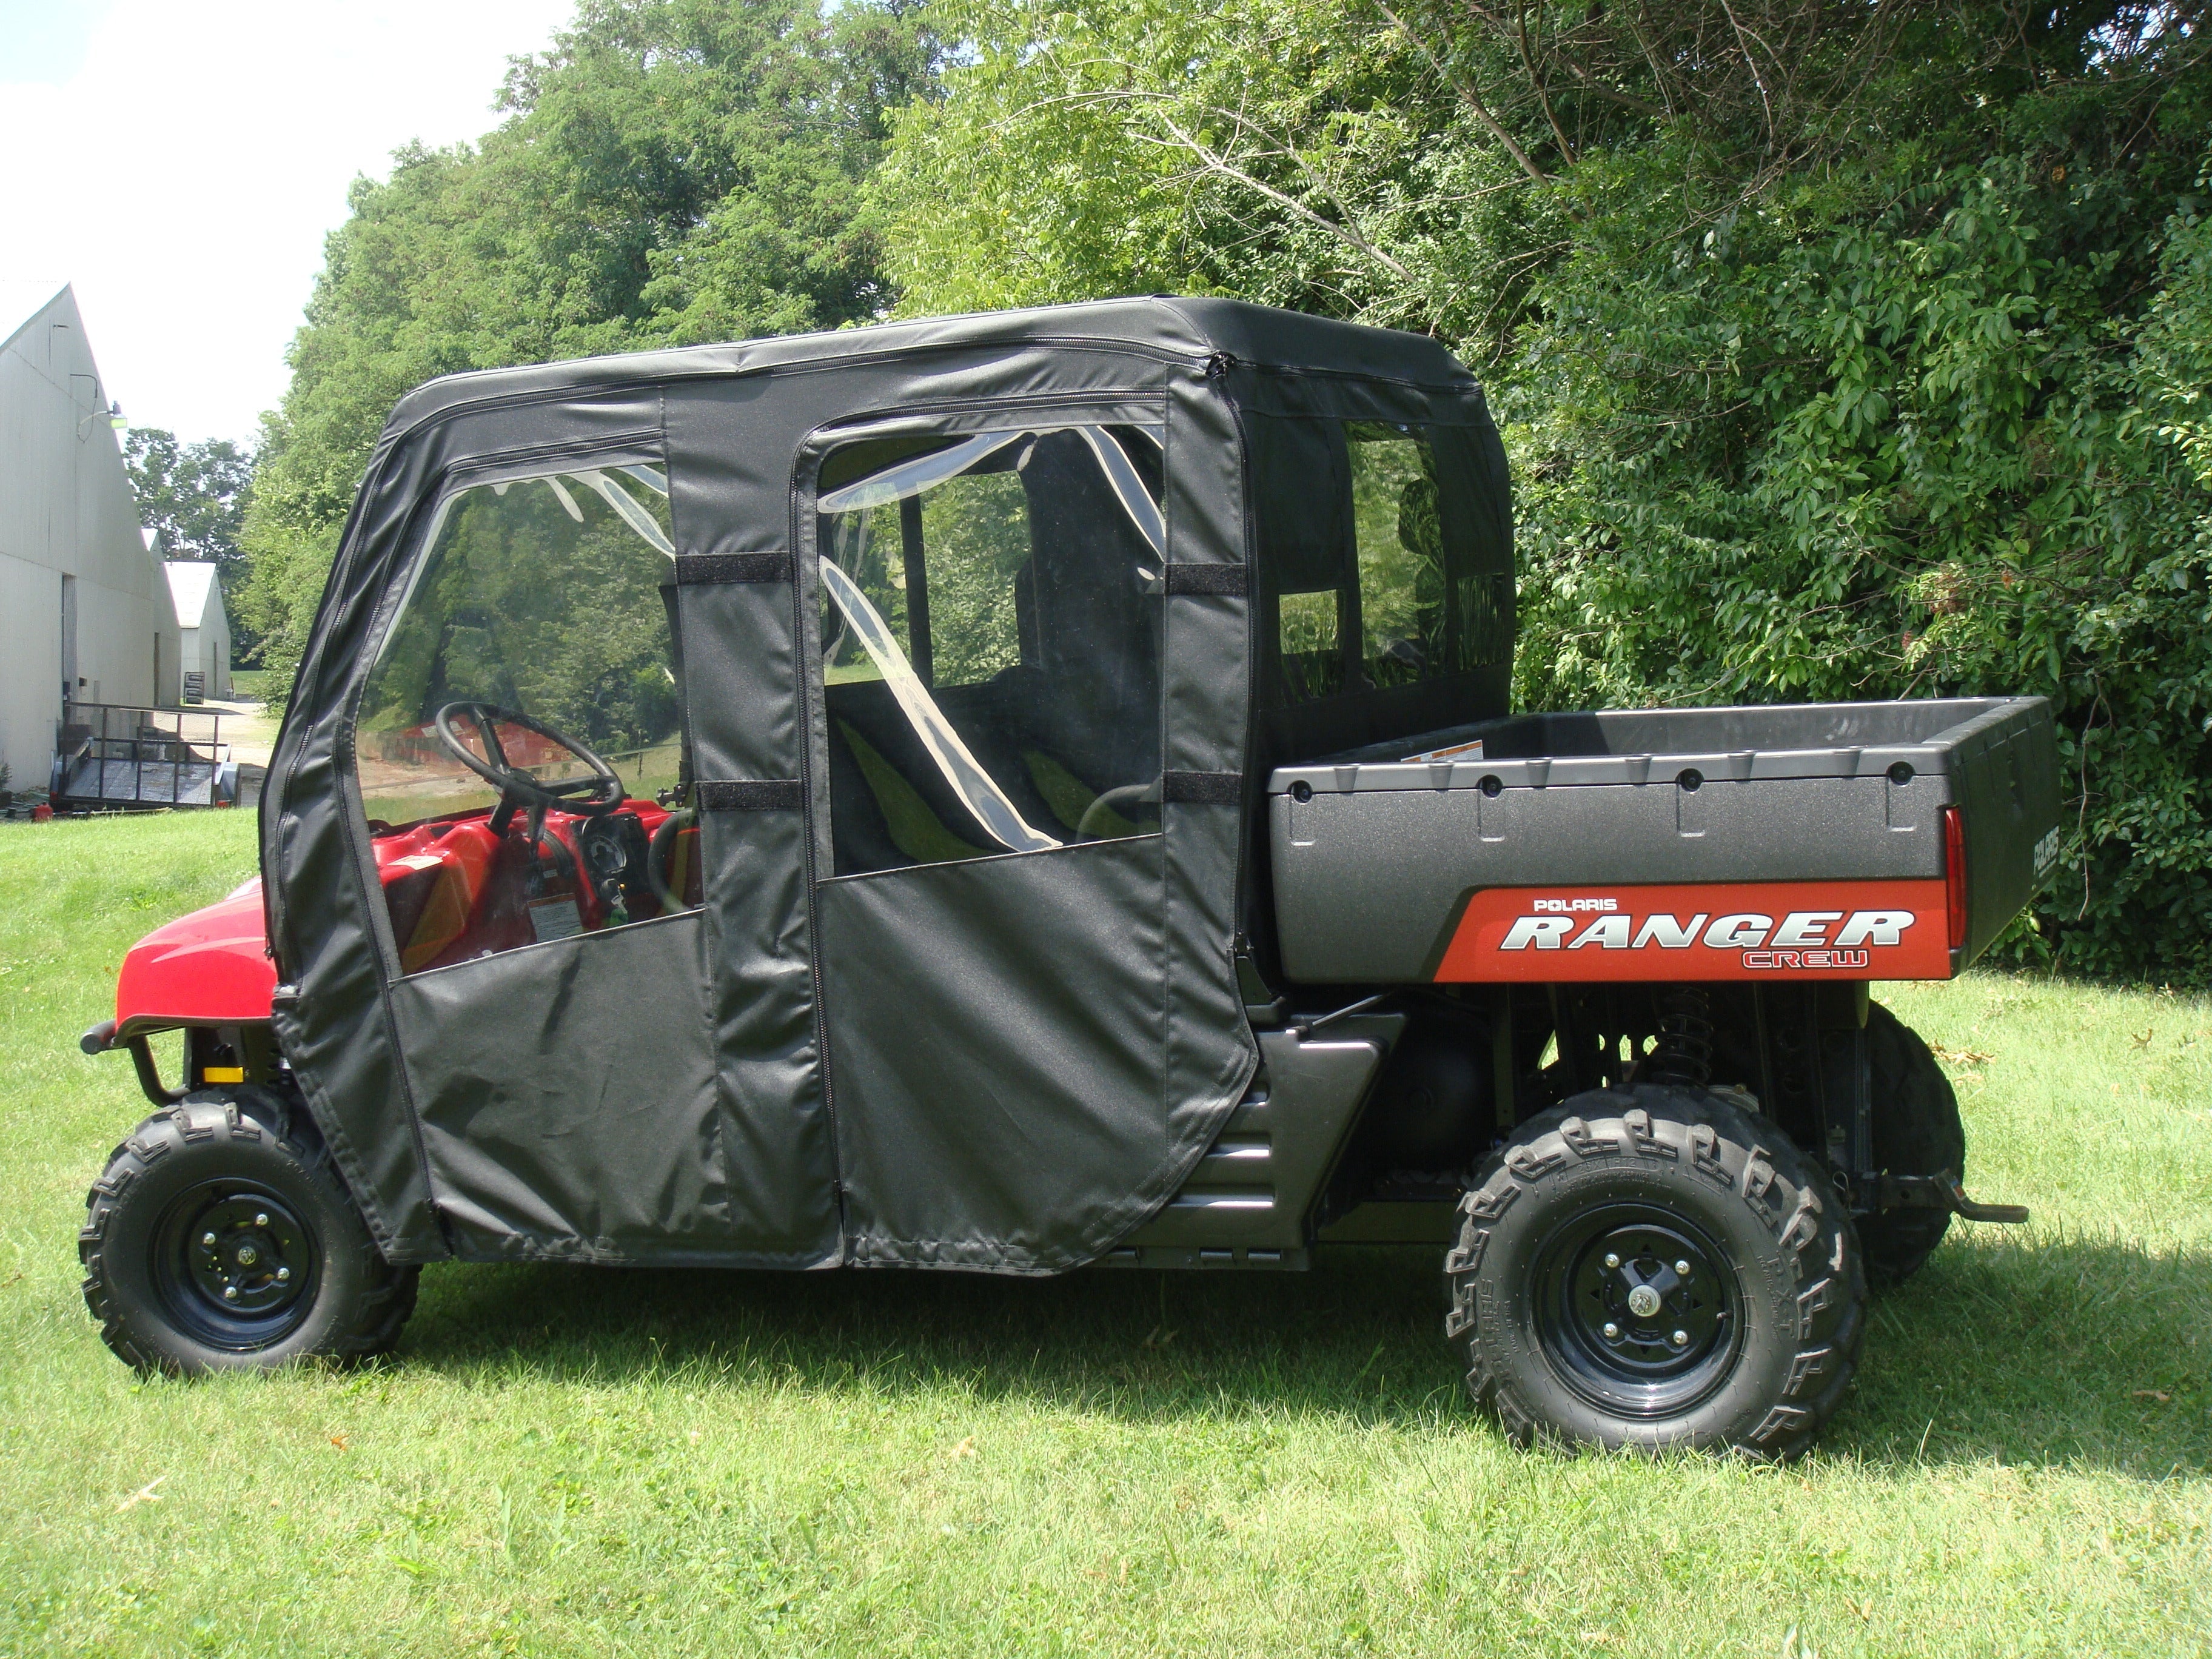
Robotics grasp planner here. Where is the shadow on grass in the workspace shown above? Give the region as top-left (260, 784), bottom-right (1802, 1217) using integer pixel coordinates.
top-left (396, 1230), bottom-right (2209, 1476)
top-left (1826, 1228), bottom-right (2211, 1475)
top-left (403, 1244), bottom-right (1463, 1424)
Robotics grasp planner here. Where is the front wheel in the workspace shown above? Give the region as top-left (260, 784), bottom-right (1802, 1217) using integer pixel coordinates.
top-left (80, 1090), bottom-right (418, 1375)
top-left (1445, 1086), bottom-right (1865, 1459)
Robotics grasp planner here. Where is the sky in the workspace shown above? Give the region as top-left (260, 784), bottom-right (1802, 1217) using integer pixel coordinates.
top-left (0, 0), bottom-right (577, 446)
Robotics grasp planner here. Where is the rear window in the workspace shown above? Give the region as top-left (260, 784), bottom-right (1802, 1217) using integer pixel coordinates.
top-left (1253, 415), bottom-right (1509, 706)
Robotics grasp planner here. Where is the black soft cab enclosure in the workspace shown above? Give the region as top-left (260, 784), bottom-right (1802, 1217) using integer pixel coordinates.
top-left (77, 297), bottom-right (2057, 1464)
top-left (252, 297), bottom-right (1506, 1279)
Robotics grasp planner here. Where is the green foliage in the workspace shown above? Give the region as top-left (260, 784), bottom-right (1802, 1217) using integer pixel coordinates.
top-left (124, 429), bottom-right (259, 657)
top-left (1510, 152), bottom-right (2212, 982)
top-left (241, 0), bottom-right (939, 703)
top-left (876, 0), bottom-right (1495, 333)
top-left (876, 0), bottom-right (2212, 981)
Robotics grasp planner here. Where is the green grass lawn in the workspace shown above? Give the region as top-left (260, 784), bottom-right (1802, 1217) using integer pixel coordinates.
top-left (2, 811), bottom-right (2207, 1657)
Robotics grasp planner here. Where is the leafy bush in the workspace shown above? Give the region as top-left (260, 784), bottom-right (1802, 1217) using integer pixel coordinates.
top-left (1509, 150), bottom-right (2212, 981)
top-left (876, 0), bottom-right (2212, 981)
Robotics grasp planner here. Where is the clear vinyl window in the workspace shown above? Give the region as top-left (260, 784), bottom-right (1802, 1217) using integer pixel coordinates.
top-left (1347, 421), bottom-right (1447, 689)
top-left (1260, 417), bottom-right (1508, 705)
top-left (1276, 591), bottom-right (1342, 701)
top-left (816, 424), bottom-right (1165, 876)
top-left (350, 462), bottom-right (702, 976)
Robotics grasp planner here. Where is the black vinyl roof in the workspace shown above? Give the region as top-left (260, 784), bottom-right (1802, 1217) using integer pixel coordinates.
top-left (381, 297), bottom-right (1477, 439)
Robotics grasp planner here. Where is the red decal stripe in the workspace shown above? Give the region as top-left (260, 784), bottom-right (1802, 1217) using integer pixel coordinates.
top-left (1432, 880), bottom-right (1952, 983)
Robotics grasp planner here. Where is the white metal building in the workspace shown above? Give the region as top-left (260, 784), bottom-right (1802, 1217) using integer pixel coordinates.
top-left (0, 282), bottom-right (176, 792)
top-left (161, 560), bottom-right (233, 702)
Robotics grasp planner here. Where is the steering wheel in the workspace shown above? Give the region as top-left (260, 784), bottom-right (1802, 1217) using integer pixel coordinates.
top-left (432, 702), bottom-right (625, 831)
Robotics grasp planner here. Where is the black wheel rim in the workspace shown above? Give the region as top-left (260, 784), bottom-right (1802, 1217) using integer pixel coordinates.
top-left (1531, 1203), bottom-right (1743, 1418)
top-left (150, 1179), bottom-right (320, 1350)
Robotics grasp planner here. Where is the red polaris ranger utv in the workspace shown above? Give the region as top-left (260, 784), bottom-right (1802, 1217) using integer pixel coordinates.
top-left (79, 300), bottom-right (2059, 1456)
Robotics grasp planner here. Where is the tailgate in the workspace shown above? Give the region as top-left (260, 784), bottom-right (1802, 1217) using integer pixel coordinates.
top-left (1947, 698), bottom-right (2064, 963)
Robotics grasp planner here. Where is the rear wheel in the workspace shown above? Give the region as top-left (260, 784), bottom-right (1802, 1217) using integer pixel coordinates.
top-left (1857, 1002), bottom-right (1967, 1288)
top-left (1445, 1085), bottom-right (1864, 1459)
top-left (81, 1089), bottom-right (417, 1374)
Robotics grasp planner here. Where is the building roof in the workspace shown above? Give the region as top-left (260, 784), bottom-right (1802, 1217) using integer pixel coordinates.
top-left (0, 279), bottom-right (71, 350)
top-left (163, 561), bottom-right (221, 630)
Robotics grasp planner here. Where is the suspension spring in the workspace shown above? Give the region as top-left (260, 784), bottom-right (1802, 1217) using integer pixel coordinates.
top-left (1647, 987), bottom-right (1714, 1088)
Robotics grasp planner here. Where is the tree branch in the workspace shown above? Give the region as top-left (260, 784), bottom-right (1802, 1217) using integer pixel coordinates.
top-left (1023, 85), bottom-right (1421, 283)
top-left (1374, 0), bottom-right (1554, 186)
top-left (1549, 46), bottom-right (1669, 116)
top-left (1141, 109), bottom-right (1416, 281)
top-left (1513, 1), bottom-right (1580, 165)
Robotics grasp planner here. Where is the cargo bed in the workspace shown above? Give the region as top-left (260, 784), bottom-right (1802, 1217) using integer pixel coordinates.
top-left (1269, 697), bottom-right (2060, 984)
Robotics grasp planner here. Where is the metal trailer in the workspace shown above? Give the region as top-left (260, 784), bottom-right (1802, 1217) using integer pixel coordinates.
top-left (50, 703), bottom-right (240, 810)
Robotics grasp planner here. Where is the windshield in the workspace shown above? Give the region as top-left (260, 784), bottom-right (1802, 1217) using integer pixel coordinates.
top-left (354, 464), bottom-right (680, 827)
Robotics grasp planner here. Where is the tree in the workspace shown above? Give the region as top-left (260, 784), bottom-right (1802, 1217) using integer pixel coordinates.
top-left (873, 0), bottom-right (2212, 982)
top-left (241, 0), bottom-right (940, 701)
top-left (124, 429), bottom-right (260, 657)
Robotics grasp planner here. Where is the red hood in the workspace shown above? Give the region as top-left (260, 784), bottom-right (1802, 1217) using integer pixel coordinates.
top-left (115, 877), bottom-right (278, 1034)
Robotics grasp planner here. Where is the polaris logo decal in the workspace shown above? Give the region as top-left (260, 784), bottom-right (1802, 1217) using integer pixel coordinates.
top-left (1433, 880), bottom-right (1953, 984)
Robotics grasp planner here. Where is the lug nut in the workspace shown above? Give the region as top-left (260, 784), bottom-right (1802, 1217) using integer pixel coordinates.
top-left (1604, 1253), bottom-right (1620, 1269)
top-left (1675, 1259), bottom-right (1691, 1276)
top-left (201, 1231), bottom-right (218, 1247)
top-left (254, 1213), bottom-right (269, 1228)
top-left (1671, 1329), bottom-right (1688, 1346)
top-left (223, 1285), bottom-right (238, 1301)
top-left (1602, 1321), bottom-right (1620, 1339)
top-left (276, 1267), bottom-right (290, 1282)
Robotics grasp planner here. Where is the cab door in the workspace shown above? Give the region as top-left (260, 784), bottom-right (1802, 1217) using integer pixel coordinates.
top-left (350, 447), bottom-right (736, 1259)
top-left (796, 403), bottom-right (1253, 1272)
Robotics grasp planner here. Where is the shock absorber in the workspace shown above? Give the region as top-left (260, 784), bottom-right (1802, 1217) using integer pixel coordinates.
top-left (1647, 987), bottom-right (1714, 1088)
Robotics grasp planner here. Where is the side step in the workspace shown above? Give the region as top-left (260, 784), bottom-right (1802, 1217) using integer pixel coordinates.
top-left (1119, 1016), bottom-right (1402, 1256)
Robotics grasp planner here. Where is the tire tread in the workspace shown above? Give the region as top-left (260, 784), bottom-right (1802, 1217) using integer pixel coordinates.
top-left (1444, 1085), bottom-right (1867, 1460)
top-left (1857, 1002), bottom-right (1966, 1287)
top-left (80, 1087), bottom-right (418, 1374)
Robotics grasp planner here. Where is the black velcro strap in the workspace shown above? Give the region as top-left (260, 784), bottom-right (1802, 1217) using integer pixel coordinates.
top-left (1164, 564), bottom-right (1249, 597)
top-left (676, 552), bottom-right (792, 585)
top-left (1161, 771), bottom-right (1243, 805)
top-left (697, 779), bottom-right (804, 811)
